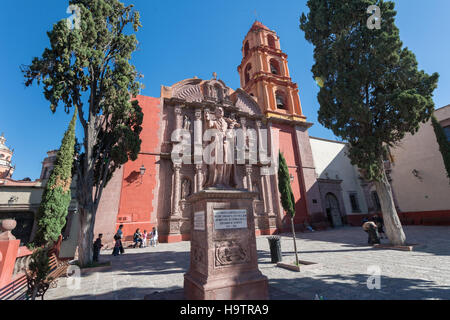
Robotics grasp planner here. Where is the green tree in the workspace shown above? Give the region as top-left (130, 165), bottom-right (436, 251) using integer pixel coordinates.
top-left (278, 152), bottom-right (299, 267)
top-left (33, 111), bottom-right (77, 247)
top-left (22, 0), bottom-right (143, 265)
top-left (300, 0), bottom-right (439, 245)
top-left (28, 248), bottom-right (51, 300)
top-left (431, 114), bottom-right (450, 181)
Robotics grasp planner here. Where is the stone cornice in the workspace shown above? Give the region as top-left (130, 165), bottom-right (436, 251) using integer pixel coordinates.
top-left (163, 98), bottom-right (265, 121)
top-left (186, 188), bottom-right (259, 202)
top-left (243, 73), bottom-right (298, 91)
top-left (266, 112), bottom-right (312, 128)
top-left (317, 178), bottom-right (344, 185)
top-left (238, 46), bottom-right (288, 71)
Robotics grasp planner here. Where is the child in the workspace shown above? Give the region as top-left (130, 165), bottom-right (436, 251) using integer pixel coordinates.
top-left (133, 228), bottom-right (143, 248)
top-left (93, 234), bottom-right (104, 262)
top-left (150, 227), bottom-right (158, 247)
top-left (142, 230), bottom-right (148, 247)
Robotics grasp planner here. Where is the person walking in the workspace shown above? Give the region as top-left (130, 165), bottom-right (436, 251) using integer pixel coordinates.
top-left (116, 224), bottom-right (125, 254)
top-left (112, 234), bottom-right (121, 256)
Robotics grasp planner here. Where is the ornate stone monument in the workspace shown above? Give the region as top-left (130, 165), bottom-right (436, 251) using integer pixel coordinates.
top-left (184, 189), bottom-right (269, 300)
top-left (184, 105), bottom-right (269, 300)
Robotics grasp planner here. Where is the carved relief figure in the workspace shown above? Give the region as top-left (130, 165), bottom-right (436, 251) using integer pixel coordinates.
top-left (204, 107), bottom-right (240, 188)
top-left (181, 178), bottom-right (192, 199)
top-left (183, 114), bottom-right (191, 131)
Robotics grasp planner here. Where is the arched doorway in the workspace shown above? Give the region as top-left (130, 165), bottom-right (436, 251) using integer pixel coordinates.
top-left (325, 193), bottom-right (343, 227)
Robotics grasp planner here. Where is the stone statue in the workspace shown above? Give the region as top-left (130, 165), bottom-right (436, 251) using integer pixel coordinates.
top-left (183, 115), bottom-right (191, 131)
top-left (204, 107), bottom-right (240, 188)
top-left (181, 178), bottom-right (192, 199)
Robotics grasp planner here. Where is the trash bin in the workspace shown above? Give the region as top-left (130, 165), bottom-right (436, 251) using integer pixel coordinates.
top-left (267, 236), bottom-right (282, 263)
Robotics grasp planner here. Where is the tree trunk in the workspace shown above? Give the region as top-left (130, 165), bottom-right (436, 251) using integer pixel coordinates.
top-left (77, 119), bottom-right (97, 267)
top-left (374, 166), bottom-right (406, 246)
top-left (77, 205), bottom-right (96, 266)
top-left (31, 284), bottom-right (39, 300)
top-left (290, 217), bottom-right (299, 266)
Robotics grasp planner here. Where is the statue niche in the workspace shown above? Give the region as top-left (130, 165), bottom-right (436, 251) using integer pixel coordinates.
top-left (203, 107), bottom-right (241, 189)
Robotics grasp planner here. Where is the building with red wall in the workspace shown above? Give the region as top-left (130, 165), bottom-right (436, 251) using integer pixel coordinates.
top-left (95, 21), bottom-right (450, 246)
top-left (95, 22), bottom-right (328, 244)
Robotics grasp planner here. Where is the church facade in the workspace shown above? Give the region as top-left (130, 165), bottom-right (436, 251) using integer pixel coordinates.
top-left (94, 22), bottom-right (328, 244)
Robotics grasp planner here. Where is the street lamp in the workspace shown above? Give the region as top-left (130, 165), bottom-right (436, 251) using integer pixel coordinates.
top-left (289, 174), bottom-right (294, 183)
top-left (140, 165), bottom-right (146, 183)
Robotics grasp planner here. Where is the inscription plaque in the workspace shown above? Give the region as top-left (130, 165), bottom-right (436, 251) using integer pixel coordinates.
top-left (213, 209), bottom-right (248, 230)
top-left (194, 211), bottom-right (205, 231)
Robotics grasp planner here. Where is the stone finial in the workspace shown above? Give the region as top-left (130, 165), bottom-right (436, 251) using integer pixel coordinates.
top-left (0, 219), bottom-right (17, 240)
top-left (212, 72), bottom-right (217, 80)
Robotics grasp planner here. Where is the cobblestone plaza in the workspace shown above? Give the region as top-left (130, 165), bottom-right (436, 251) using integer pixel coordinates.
top-left (46, 226), bottom-right (450, 300)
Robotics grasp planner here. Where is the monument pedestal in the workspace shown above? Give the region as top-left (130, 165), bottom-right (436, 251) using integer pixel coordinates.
top-left (184, 188), bottom-right (269, 300)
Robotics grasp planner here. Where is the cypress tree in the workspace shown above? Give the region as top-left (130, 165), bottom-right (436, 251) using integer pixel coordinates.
top-left (33, 111), bottom-right (77, 246)
top-left (431, 114), bottom-right (450, 181)
top-left (28, 247), bottom-right (51, 300)
top-left (278, 152), bottom-right (299, 266)
top-left (300, 0), bottom-right (439, 245)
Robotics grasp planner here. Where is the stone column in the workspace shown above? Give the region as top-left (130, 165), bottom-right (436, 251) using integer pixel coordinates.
top-left (256, 120), bottom-right (270, 166)
top-left (172, 162), bottom-right (182, 217)
top-left (261, 165), bottom-right (277, 234)
top-left (236, 116), bottom-right (247, 166)
top-left (171, 104), bottom-right (184, 219)
top-left (174, 105), bottom-right (183, 130)
top-left (195, 164), bottom-right (203, 193)
top-left (261, 166), bottom-right (274, 216)
top-left (194, 108), bottom-right (203, 165)
top-left (245, 165), bottom-right (253, 192)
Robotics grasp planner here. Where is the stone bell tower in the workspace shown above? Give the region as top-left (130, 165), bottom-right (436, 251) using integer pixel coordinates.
top-left (237, 21), bottom-right (306, 122)
top-left (0, 133), bottom-right (15, 179)
top-left (237, 21), bottom-right (326, 229)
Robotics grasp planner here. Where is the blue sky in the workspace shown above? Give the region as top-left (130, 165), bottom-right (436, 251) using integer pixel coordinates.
top-left (0, 0), bottom-right (449, 180)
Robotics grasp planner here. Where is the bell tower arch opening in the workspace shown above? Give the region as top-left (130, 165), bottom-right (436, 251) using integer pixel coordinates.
top-left (267, 34), bottom-right (276, 49)
top-left (244, 63), bottom-right (252, 85)
top-left (244, 40), bottom-right (250, 57)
